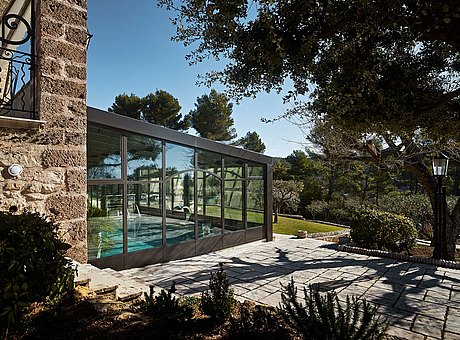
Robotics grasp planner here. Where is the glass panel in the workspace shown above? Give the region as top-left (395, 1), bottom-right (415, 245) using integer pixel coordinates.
top-left (165, 143), bottom-right (194, 176)
top-left (127, 184), bottom-right (162, 252)
top-left (87, 184), bottom-right (124, 259)
top-left (224, 179), bottom-right (244, 232)
top-left (166, 171), bottom-right (195, 245)
top-left (247, 179), bottom-right (264, 228)
top-left (87, 125), bottom-right (122, 179)
top-left (197, 171), bottom-right (222, 238)
top-left (197, 150), bottom-right (221, 174)
top-left (247, 162), bottom-right (264, 178)
top-left (127, 133), bottom-right (162, 180)
top-left (224, 156), bottom-right (244, 179)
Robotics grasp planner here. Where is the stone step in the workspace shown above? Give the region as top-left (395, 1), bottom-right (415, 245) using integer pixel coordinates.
top-left (74, 262), bottom-right (147, 302)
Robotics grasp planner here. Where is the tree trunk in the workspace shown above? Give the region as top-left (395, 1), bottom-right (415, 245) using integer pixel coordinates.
top-left (446, 197), bottom-right (460, 260)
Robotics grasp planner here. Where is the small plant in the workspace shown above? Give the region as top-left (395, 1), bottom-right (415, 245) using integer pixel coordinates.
top-left (0, 211), bottom-right (75, 336)
top-left (200, 262), bottom-right (235, 323)
top-left (136, 282), bottom-right (193, 324)
top-left (279, 278), bottom-right (388, 340)
top-left (230, 300), bottom-right (290, 339)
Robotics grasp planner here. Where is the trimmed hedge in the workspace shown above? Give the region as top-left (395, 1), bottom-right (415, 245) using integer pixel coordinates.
top-left (350, 208), bottom-right (417, 252)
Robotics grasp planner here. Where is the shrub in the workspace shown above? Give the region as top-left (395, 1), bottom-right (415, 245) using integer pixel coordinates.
top-left (0, 211), bottom-right (75, 334)
top-left (200, 262), bottom-right (235, 323)
top-left (230, 301), bottom-right (290, 339)
top-left (350, 208), bottom-right (417, 252)
top-left (279, 279), bottom-right (388, 340)
top-left (136, 282), bottom-right (194, 324)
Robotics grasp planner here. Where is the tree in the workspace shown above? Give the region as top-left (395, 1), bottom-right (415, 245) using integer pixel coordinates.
top-left (273, 180), bottom-right (304, 223)
top-left (109, 90), bottom-right (190, 131)
top-left (189, 89), bottom-right (237, 141)
top-left (234, 131), bottom-right (266, 153)
top-left (108, 93), bottom-right (142, 120)
top-left (159, 0), bottom-right (460, 260)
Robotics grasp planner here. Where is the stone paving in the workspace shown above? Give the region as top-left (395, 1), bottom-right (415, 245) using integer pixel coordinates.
top-left (120, 234), bottom-right (460, 340)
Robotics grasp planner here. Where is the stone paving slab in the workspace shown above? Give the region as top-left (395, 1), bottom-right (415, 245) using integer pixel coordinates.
top-left (115, 234), bottom-right (460, 339)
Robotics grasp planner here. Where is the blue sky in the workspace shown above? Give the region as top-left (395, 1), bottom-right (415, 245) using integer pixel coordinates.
top-left (87, 0), bottom-right (306, 158)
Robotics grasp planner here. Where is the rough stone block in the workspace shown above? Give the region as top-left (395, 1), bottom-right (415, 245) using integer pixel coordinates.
top-left (48, 115), bottom-right (86, 131)
top-left (66, 98), bottom-right (87, 116)
top-left (65, 64), bottom-right (86, 80)
top-left (41, 18), bottom-right (65, 39)
top-left (42, 149), bottom-right (85, 167)
top-left (40, 38), bottom-right (86, 63)
top-left (66, 168), bottom-right (86, 193)
top-left (39, 93), bottom-right (66, 117)
top-left (64, 131), bottom-right (86, 146)
top-left (41, 78), bottom-right (86, 99)
top-left (46, 193), bottom-right (86, 220)
top-left (30, 129), bottom-right (65, 145)
top-left (65, 26), bottom-right (88, 46)
top-left (41, 57), bottom-right (64, 77)
top-left (43, 1), bottom-right (87, 28)
top-left (65, 0), bottom-right (87, 8)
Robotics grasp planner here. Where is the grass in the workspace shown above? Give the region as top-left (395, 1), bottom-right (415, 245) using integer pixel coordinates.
top-left (273, 216), bottom-right (346, 235)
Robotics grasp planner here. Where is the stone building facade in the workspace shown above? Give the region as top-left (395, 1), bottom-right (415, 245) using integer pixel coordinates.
top-left (0, 0), bottom-right (88, 262)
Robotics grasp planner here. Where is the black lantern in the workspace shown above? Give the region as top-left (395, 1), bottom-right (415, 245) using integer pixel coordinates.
top-left (432, 153), bottom-right (449, 259)
top-left (432, 153), bottom-right (449, 177)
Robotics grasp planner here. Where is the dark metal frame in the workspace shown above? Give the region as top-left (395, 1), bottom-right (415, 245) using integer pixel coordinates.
top-left (0, 0), bottom-right (37, 119)
top-left (87, 107), bottom-right (274, 270)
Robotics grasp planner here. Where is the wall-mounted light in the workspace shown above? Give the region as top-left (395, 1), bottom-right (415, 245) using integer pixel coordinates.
top-left (8, 164), bottom-right (23, 177)
top-left (86, 30), bottom-right (93, 50)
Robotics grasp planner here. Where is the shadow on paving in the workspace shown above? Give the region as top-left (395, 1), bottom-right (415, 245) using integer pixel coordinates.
top-left (158, 240), bottom-right (460, 330)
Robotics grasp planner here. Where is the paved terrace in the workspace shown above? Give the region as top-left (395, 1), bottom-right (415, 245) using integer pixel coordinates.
top-left (120, 234), bottom-right (460, 340)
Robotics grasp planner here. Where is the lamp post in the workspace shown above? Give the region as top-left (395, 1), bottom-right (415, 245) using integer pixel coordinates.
top-left (432, 153), bottom-right (449, 259)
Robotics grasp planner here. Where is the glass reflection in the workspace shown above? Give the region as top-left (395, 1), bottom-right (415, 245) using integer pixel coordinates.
top-left (127, 184), bottom-right (162, 252)
top-left (165, 143), bottom-right (194, 176)
top-left (224, 179), bottom-right (244, 232)
top-left (197, 150), bottom-right (221, 174)
top-left (87, 126), bottom-right (122, 179)
top-left (197, 171), bottom-right (222, 238)
top-left (247, 179), bottom-right (264, 228)
top-left (166, 171), bottom-right (195, 244)
top-left (87, 184), bottom-right (124, 259)
top-left (127, 134), bottom-right (162, 180)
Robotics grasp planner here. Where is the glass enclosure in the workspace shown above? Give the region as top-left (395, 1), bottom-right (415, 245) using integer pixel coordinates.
top-left (87, 117), bottom-right (272, 268)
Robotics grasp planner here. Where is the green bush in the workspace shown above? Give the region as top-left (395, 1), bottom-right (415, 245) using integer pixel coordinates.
top-left (350, 208), bottom-right (417, 252)
top-left (136, 283), bottom-right (194, 324)
top-left (0, 211), bottom-right (75, 334)
top-left (279, 279), bottom-right (388, 340)
top-left (230, 301), bottom-right (290, 339)
top-left (200, 262), bottom-right (235, 324)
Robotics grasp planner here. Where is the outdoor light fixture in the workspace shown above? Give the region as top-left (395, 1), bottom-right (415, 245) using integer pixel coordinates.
top-left (431, 153), bottom-right (449, 259)
top-left (85, 30), bottom-right (93, 50)
top-left (7, 164), bottom-right (23, 177)
top-left (432, 153), bottom-right (449, 177)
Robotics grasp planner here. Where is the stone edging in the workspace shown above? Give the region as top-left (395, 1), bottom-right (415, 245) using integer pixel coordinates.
top-left (337, 244), bottom-right (460, 270)
top-left (307, 230), bottom-right (350, 238)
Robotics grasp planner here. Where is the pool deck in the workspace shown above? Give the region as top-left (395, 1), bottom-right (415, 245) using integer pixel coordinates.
top-left (115, 234), bottom-right (460, 339)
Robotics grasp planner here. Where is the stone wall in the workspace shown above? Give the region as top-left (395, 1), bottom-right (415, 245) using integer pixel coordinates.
top-left (0, 0), bottom-right (88, 262)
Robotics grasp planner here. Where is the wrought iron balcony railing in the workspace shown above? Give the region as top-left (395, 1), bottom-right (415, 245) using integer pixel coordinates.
top-left (0, 0), bottom-right (36, 120)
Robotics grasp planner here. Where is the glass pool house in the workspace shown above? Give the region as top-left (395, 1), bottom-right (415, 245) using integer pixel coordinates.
top-left (87, 107), bottom-right (274, 269)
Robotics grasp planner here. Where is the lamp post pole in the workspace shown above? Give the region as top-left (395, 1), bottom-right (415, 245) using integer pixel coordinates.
top-left (432, 153), bottom-right (449, 259)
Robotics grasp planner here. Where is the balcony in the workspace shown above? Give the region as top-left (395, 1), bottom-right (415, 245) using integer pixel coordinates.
top-left (0, 0), bottom-right (42, 128)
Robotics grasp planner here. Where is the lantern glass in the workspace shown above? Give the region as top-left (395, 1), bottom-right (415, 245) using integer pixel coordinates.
top-left (432, 154), bottom-right (449, 177)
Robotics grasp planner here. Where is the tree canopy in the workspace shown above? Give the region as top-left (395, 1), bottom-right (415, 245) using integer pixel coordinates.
top-left (234, 131), bottom-right (266, 153)
top-left (189, 89), bottom-right (237, 141)
top-left (109, 90), bottom-right (190, 131)
top-left (159, 0), bottom-right (460, 260)
top-left (159, 0), bottom-right (459, 138)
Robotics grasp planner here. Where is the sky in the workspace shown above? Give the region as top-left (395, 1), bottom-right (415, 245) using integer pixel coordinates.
top-left (86, 0), bottom-right (307, 158)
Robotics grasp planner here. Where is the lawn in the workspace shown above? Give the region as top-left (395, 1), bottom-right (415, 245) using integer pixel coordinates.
top-left (273, 216), bottom-right (346, 235)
